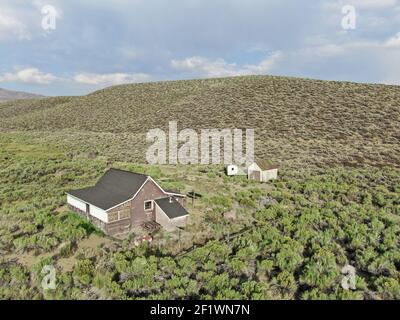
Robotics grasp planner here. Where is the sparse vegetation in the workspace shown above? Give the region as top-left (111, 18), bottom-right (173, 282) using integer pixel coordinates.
top-left (0, 76), bottom-right (398, 169)
top-left (0, 76), bottom-right (399, 300)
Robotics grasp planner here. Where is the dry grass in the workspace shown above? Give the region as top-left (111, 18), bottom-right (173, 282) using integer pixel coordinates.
top-left (0, 75), bottom-right (399, 169)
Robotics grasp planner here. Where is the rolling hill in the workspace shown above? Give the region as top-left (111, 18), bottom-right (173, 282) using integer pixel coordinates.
top-left (0, 75), bottom-right (399, 300)
top-left (0, 88), bottom-right (43, 102)
top-left (0, 75), bottom-right (398, 168)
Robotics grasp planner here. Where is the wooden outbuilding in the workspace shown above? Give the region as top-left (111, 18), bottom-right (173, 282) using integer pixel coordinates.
top-left (247, 159), bottom-right (279, 182)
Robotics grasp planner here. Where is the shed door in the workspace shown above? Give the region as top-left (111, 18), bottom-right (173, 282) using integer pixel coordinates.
top-left (249, 170), bottom-right (261, 181)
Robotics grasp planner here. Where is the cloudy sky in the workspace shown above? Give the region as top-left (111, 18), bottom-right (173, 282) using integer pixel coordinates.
top-left (0, 0), bottom-right (400, 96)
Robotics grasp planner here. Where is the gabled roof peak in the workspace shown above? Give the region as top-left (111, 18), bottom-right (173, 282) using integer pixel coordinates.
top-left (106, 167), bottom-right (148, 177)
top-left (68, 168), bottom-right (150, 210)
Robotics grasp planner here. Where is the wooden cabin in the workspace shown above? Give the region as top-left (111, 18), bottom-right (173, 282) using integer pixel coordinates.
top-left (66, 168), bottom-right (189, 236)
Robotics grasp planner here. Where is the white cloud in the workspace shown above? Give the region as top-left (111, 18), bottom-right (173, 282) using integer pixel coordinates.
top-left (323, 0), bottom-right (398, 10)
top-left (0, 68), bottom-right (59, 84)
top-left (171, 56), bottom-right (238, 77)
top-left (0, 9), bottom-right (31, 40)
top-left (347, 0), bottom-right (398, 9)
top-left (384, 32), bottom-right (400, 48)
top-left (298, 41), bottom-right (381, 59)
top-left (0, 68), bottom-right (151, 87)
top-left (73, 72), bottom-right (151, 85)
top-left (171, 52), bottom-right (282, 78)
top-left (243, 52), bottom-right (283, 74)
top-left (310, 44), bottom-right (348, 57)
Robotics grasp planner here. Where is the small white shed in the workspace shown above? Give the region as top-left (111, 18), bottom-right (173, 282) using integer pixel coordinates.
top-left (247, 160), bottom-right (279, 182)
top-left (225, 165), bottom-right (239, 176)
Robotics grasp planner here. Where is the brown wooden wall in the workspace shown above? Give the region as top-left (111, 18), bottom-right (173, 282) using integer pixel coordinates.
top-left (106, 179), bottom-right (166, 227)
top-left (106, 219), bottom-right (131, 236)
top-left (107, 201), bottom-right (131, 222)
top-left (130, 179), bottom-right (166, 225)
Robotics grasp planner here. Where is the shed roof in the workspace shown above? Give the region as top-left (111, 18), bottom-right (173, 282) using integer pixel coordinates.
top-left (155, 197), bottom-right (189, 219)
top-left (67, 168), bottom-right (148, 210)
top-left (254, 159), bottom-right (279, 171)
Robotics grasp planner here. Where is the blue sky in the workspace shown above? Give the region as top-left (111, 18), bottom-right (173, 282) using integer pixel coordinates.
top-left (0, 0), bottom-right (400, 96)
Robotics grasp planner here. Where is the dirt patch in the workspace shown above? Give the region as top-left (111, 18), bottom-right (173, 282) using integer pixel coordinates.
top-left (57, 234), bottom-right (112, 272)
top-left (2, 234), bottom-right (113, 273)
top-left (3, 251), bottom-right (55, 271)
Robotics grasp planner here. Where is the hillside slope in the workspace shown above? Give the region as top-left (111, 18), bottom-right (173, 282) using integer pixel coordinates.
top-left (1, 76), bottom-right (399, 300)
top-left (0, 88), bottom-right (43, 102)
top-left (0, 76), bottom-right (399, 168)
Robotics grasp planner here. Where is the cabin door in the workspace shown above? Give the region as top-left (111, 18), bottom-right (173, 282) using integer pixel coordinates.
top-left (249, 170), bottom-right (261, 182)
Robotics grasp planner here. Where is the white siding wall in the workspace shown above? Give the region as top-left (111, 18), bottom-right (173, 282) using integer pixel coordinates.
top-left (67, 195), bottom-right (86, 212)
top-left (262, 169), bottom-right (278, 181)
top-left (226, 165), bottom-right (238, 176)
top-left (247, 163), bottom-right (278, 182)
top-left (155, 205), bottom-right (188, 231)
top-left (67, 194), bottom-right (108, 223)
top-left (90, 205), bottom-right (108, 223)
top-left (172, 215), bottom-right (188, 228)
top-left (155, 205), bottom-right (174, 231)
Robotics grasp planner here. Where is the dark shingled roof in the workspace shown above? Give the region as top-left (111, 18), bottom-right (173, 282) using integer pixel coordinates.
top-left (67, 168), bottom-right (148, 210)
top-left (155, 197), bottom-right (189, 219)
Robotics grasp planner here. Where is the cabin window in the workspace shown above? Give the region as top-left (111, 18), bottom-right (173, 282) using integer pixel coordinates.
top-left (144, 200), bottom-right (153, 211)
